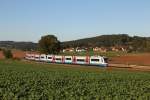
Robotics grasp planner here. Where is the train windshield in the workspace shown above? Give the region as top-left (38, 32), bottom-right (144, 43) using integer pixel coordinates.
top-left (104, 57), bottom-right (108, 63)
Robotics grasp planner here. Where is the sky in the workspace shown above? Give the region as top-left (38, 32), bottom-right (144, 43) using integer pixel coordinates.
top-left (0, 0), bottom-right (150, 42)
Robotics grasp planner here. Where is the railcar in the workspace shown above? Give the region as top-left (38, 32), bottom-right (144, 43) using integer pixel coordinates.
top-left (74, 56), bottom-right (90, 65)
top-left (90, 56), bottom-right (107, 67)
top-left (40, 54), bottom-right (47, 62)
top-left (25, 54), bottom-right (30, 60)
top-left (64, 56), bottom-right (73, 64)
top-left (27, 54), bottom-right (35, 60)
top-left (54, 55), bottom-right (65, 63)
top-left (34, 54), bottom-right (40, 61)
top-left (25, 54), bottom-right (108, 67)
top-left (46, 55), bottom-right (54, 63)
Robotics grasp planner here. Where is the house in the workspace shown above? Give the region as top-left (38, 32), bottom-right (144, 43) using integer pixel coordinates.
top-left (111, 46), bottom-right (127, 52)
top-left (93, 47), bottom-right (107, 52)
top-left (75, 47), bottom-right (87, 52)
top-left (63, 48), bottom-right (74, 52)
top-left (111, 47), bottom-right (119, 52)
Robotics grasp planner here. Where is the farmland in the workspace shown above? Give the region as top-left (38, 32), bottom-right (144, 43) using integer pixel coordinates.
top-left (0, 60), bottom-right (150, 99)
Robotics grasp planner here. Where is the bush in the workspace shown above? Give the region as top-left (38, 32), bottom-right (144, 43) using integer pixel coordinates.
top-left (3, 49), bottom-right (13, 59)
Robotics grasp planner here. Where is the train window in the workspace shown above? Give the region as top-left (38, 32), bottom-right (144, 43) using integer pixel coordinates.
top-left (91, 59), bottom-right (99, 62)
top-left (66, 58), bottom-right (71, 60)
top-left (48, 57), bottom-right (52, 59)
top-left (77, 59), bottom-right (85, 62)
top-left (56, 58), bottom-right (61, 60)
top-left (35, 57), bottom-right (39, 59)
top-left (41, 57), bottom-right (44, 59)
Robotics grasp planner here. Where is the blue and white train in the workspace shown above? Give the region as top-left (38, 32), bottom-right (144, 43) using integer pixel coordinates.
top-left (25, 54), bottom-right (108, 67)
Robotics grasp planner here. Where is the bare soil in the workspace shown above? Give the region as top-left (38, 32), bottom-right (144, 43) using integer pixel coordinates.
top-left (0, 51), bottom-right (4, 59)
top-left (0, 50), bottom-right (37, 59)
top-left (110, 53), bottom-right (150, 66)
top-left (12, 50), bottom-right (26, 58)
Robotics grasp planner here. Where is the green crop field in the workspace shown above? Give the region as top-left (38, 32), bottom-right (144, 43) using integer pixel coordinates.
top-left (0, 60), bottom-right (150, 100)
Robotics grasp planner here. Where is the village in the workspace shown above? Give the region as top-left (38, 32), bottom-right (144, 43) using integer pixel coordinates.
top-left (62, 46), bottom-right (127, 53)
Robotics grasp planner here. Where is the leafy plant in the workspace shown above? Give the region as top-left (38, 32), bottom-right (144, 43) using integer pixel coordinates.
top-left (0, 60), bottom-right (149, 99)
top-left (2, 49), bottom-right (13, 59)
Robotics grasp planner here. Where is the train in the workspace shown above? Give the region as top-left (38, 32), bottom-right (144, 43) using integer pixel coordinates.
top-left (25, 54), bottom-right (108, 67)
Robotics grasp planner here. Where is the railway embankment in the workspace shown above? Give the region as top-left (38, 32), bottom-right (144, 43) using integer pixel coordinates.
top-left (109, 63), bottom-right (150, 71)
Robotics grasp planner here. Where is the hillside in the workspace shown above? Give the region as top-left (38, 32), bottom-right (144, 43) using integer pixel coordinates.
top-left (62, 34), bottom-right (150, 52)
top-left (0, 41), bottom-right (37, 51)
top-left (62, 34), bottom-right (130, 47)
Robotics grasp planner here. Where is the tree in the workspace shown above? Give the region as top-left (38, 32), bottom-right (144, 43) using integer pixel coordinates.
top-left (38, 35), bottom-right (61, 54)
top-left (3, 49), bottom-right (13, 59)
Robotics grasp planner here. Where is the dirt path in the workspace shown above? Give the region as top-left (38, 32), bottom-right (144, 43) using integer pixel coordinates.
top-left (108, 63), bottom-right (150, 71)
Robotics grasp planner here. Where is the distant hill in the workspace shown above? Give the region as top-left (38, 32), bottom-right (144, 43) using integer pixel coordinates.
top-left (62, 34), bottom-right (150, 52)
top-left (0, 41), bottom-right (38, 51)
top-left (62, 34), bottom-right (131, 47)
